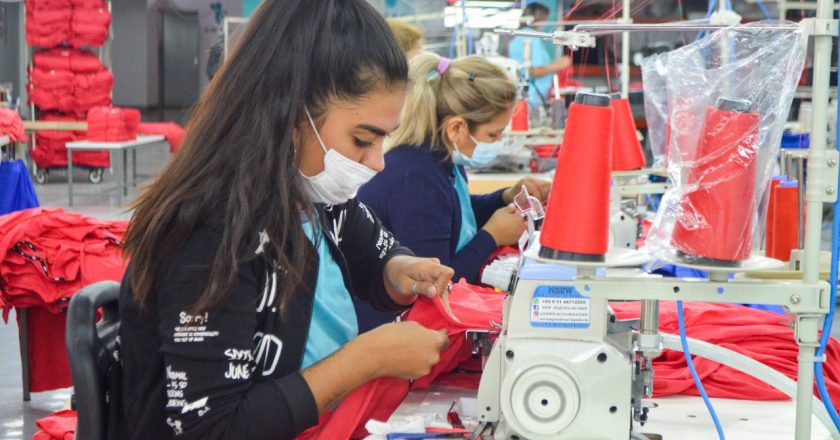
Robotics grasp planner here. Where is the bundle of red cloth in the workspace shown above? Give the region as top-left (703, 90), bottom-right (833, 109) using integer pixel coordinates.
top-left (33, 409), bottom-right (76, 440)
top-left (25, 0), bottom-right (72, 48)
top-left (34, 48), bottom-right (103, 74)
top-left (30, 113), bottom-right (109, 169)
top-left (0, 108), bottom-right (26, 143)
top-left (25, 0), bottom-right (110, 49)
top-left (29, 49), bottom-right (111, 114)
top-left (138, 122), bottom-right (186, 153)
top-left (87, 107), bottom-right (140, 142)
top-left (297, 281), bottom-right (840, 439)
top-left (0, 208), bottom-right (127, 392)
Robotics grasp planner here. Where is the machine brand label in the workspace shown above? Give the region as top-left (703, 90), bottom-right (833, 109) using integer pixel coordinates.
top-left (530, 285), bottom-right (591, 328)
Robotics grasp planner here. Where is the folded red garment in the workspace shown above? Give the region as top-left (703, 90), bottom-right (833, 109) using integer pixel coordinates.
top-left (25, 0), bottom-right (71, 8)
top-left (26, 6), bottom-right (72, 24)
top-left (33, 409), bottom-right (76, 440)
top-left (28, 89), bottom-right (75, 113)
top-left (138, 122), bottom-right (185, 153)
top-left (0, 109), bottom-right (26, 142)
top-left (29, 68), bottom-right (75, 92)
top-left (26, 26), bottom-right (70, 49)
top-left (70, 0), bottom-right (103, 6)
top-left (69, 50), bottom-right (104, 73)
top-left (33, 49), bottom-right (73, 72)
top-left (86, 107), bottom-right (139, 142)
top-left (70, 7), bottom-right (111, 48)
top-left (0, 208), bottom-right (127, 316)
top-left (74, 70), bottom-right (112, 94)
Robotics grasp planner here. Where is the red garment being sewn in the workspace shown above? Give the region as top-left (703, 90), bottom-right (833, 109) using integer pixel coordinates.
top-left (296, 282), bottom-right (840, 439)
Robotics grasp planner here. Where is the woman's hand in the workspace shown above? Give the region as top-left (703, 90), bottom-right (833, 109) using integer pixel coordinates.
top-left (482, 204), bottom-right (527, 246)
top-left (360, 321), bottom-right (450, 379)
top-left (502, 177), bottom-right (551, 204)
top-left (384, 255), bottom-right (455, 304)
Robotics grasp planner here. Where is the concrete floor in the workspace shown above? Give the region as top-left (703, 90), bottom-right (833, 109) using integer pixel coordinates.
top-left (1, 133), bottom-right (839, 438)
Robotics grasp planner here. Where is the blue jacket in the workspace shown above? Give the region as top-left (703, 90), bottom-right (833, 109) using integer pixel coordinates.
top-left (358, 144), bottom-right (506, 284)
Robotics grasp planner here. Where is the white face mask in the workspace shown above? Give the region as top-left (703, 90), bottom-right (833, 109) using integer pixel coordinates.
top-left (299, 107), bottom-right (378, 205)
top-left (452, 134), bottom-right (503, 169)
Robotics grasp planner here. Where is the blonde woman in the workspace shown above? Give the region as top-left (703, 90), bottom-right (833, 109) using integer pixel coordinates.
top-left (357, 53), bottom-right (549, 330)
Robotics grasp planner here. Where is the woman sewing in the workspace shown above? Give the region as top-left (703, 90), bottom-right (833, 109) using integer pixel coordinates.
top-left (113, 1), bottom-right (452, 439)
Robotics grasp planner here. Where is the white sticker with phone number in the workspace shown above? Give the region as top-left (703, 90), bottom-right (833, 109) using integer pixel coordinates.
top-left (530, 285), bottom-right (591, 328)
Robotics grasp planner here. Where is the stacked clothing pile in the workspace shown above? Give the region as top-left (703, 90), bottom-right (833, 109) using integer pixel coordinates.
top-left (0, 208), bottom-right (127, 392)
top-left (25, 0), bottom-right (111, 49)
top-left (87, 106), bottom-right (140, 142)
top-left (29, 49), bottom-right (111, 114)
top-left (26, 0), bottom-right (113, 170)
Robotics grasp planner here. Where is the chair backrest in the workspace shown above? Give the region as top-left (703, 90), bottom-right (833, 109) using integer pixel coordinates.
top-left (66, 281), bottom-right (120, 440)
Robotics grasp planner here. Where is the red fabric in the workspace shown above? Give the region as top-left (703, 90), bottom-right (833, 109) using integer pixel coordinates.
top-left (33, 49), bottom-right (103, 73)
top-left (297, 281), bottom-right (503, 439)
top-left (0, 109), bottom-right (26, 143)
top-left (138, 122), bottom-right (186, 153)
top-left (25, 5), bottom-right (71, 48)
top-left (0, 208), bottom-right (128, 314)
top-left (33, 409), bottom-right (76, 440)
top-left (28, 68), bottom-right (76, 113)
top-left (611, 301), bottom-right (840, 405)
top-left (297, 285), bottom-right (840, 438)
top-left (69, 0), bottom-right (104, 6)
top-left (87, 107), bottom-right (140, 142)
top-left (73, 71), bottom-right (113, 112)
top-left (70, 7), bottom-right (111, 48)
top-left (19, 307), bottom-right (72, 392)
top-left (31, 114), bottom-right (109, 168)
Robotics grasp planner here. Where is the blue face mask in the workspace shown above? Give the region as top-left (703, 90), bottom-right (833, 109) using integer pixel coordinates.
top-left (452, 134), bottom-right (503, 169)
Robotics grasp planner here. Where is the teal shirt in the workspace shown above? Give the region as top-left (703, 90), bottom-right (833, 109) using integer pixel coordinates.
top-left (508, 28), bottom-right (553, 107)
top-left (300, 221), bottom-right (359, 369)
top-left (453, 165), bottom-right (478, 252)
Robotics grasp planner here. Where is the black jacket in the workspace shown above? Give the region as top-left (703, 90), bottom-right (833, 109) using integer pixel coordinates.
top-left (112, 199), bottom-right (412, 439)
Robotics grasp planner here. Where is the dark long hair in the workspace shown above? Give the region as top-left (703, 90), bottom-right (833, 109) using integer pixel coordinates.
top-left (124, 0), bottom-right (408, 314)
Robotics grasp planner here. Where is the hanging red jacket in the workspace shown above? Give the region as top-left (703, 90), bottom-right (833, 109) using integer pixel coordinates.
top-left (70, 7), bottom-right (111, 48)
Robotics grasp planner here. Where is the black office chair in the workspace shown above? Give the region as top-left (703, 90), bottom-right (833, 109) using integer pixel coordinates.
top-left (65, 281), bottom-right (121, 440)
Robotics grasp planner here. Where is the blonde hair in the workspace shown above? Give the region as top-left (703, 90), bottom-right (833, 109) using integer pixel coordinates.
top-left (387, 53), bottom-right (516, 152)
top-left (387, 19), bottom-right (424, 54)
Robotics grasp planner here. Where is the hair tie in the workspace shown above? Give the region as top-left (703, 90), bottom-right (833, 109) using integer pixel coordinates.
top-left (436, 57), bottom-right (452, 75)
top-left (468, 73), bottom-right (476, 82)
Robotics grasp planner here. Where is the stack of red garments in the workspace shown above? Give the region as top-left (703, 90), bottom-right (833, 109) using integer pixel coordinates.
top-left (25, 0), bottom-right (110, 49)
top-left (0, 208), bottom-right (127, 392)
top-left (28, 68), bottom-right (76, 113)
top-left (70, 4), bottom-right (111, 48)
top-left (74, 70), bottom-right (113, 112)
top-left (25, 0), bottom-right (72, 48)
top-left (31, 113), bottom-right (109, 169)
top-left (34, 48), bottom-right (103, 73)
top-left (0, 109), bottom-right (26, 143)
top-left (87, 106), bottom-right (140, 142)
top-left (29, 49), bottom-right (111, 114)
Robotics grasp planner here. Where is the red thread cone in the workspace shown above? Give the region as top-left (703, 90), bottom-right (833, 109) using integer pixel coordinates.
top-left (611, 98), bottom-right (646, 170)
